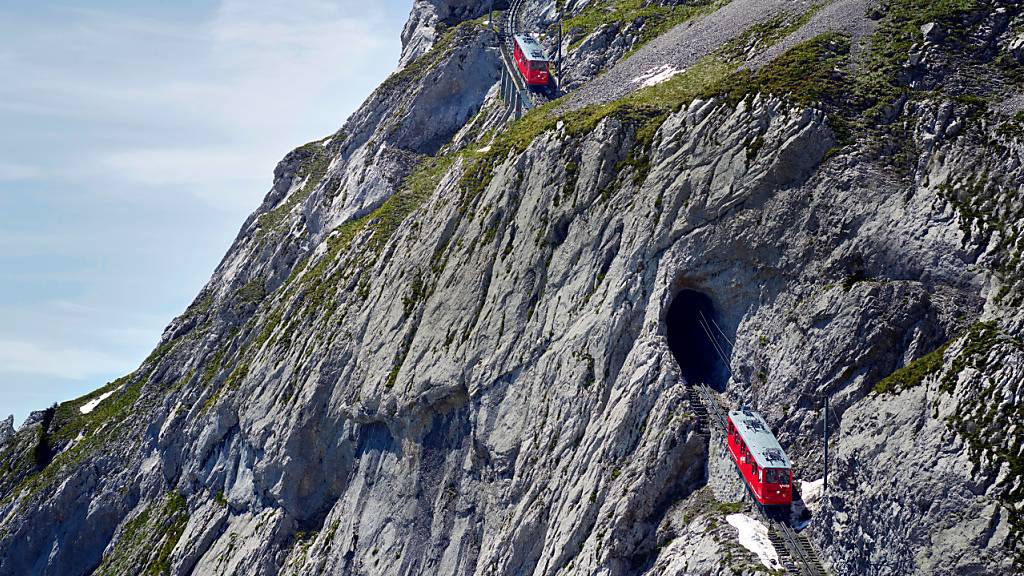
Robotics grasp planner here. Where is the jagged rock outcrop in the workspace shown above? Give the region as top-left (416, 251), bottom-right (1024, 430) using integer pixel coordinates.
top-left (1, 1), bottom-right (1022, 575)
top-left (400, 0), bottom-right (509, 66)
top-left (0, 417), bottom-right (12, 446)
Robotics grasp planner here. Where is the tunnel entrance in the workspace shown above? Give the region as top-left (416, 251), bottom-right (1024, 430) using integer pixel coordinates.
top-left (666, 289), bottom-right (730, 390)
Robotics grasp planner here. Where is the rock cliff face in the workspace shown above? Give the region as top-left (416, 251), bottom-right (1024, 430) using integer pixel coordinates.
top-left (1, 1), bottom-right (1022, 575)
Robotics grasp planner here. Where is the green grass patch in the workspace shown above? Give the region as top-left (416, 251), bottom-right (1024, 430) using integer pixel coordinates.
top-left (937, 321), bottom-right (1024, 567)
top-left (854, 0), bottom-right (979, 121)
top-left (94, 491), bottom-right (190, 576)
top-left (257, 139), bottom-right (335, 239)
top-left (3, 378), bottom-right (144, 505)
top-left (873, 340), bottom-right (952, 394)
top-left (234, 280), bottom-right (267, 307)
top-left (564, 0), bottom-right (723, 54)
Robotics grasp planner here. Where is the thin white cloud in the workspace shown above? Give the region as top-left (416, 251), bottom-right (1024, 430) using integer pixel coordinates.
top-left (1, 0), bottom-right (398, 211)
top-left (0, 0), bottom-right (408, 423)
top-left (98, 147), bottom-right (268, 209)
top-left (0, 338), bottom-right (131, 380)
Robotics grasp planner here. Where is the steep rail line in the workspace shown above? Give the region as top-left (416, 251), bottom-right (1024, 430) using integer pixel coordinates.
top-left (693, 384), bottom-right (829, 576)
top-left (496, 0), bottom-right (555, 117)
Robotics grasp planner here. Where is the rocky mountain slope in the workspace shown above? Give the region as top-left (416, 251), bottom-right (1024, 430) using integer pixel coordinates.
top-left (2, 0), bottom-right (1023, 575)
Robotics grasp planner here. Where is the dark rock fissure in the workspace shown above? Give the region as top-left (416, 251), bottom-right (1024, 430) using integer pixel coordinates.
top-left (31, 407), bottom-right (57, 471)
top-left (665, 289), bottom-right (729, 391)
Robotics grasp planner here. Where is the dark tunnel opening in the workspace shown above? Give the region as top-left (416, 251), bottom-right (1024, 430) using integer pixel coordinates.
top-left (666, 289), bottom-right (730, 390)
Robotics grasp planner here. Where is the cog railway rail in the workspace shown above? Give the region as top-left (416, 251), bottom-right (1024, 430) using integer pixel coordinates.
top-left (497, 0), bottom-right (556, 118)
top-left (696, 383), bottom-right (828, 576)
top-left (690, 312), bottom-right (828, 576)
top-left (492, 3), bottom-right (828, 573)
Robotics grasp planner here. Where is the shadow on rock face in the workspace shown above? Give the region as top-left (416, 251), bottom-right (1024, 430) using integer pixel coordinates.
top-left (666, 289), bottom-right (730, 391)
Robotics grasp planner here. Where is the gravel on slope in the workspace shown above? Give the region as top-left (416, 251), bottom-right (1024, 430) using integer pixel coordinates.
top-left (560, 0), bottom-right (882, 112)
top-left (559, 0), bottom-right (804, 111)
top-left (746, 0), bottom-right (880, 70)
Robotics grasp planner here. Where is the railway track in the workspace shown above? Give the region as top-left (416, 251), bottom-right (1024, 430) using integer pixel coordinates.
top-left (695, 383), bottom-right (829, 576)
top-left (499, 0), bottom-right (554, 112)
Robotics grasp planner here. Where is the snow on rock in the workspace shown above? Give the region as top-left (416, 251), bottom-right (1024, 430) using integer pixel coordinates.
top-left (79, 390), bottom-right (117, 415)
top-left (634, 64), bottom-right (683, 87)
top-left (801, 478), bottom-right (825, 513)
top-left (726, 514), bottom-right (783, 572)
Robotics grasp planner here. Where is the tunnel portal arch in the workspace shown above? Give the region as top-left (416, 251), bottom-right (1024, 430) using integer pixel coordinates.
top-left (665, 289), bottom-right (730, 390)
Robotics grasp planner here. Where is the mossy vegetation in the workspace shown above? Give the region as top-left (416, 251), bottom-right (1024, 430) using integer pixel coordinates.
top-left (937, 322), bottom-right (1024, 566)
top-left (257, 139), bottom-right (336, 240)
top-left (378, 16), bottom-right (489, 97)
top-left (564, 0), bottom-right (722, 54)
top-left (710, 33), bottom-right (852, 111)
top-left (856, 0), bottom-right (979, 116)
top-left (234, 280), bottom-right (267, 308)
top-left (938, 169), bottom-right (1024, 307)
top-left (720, 7), bottom-right (825, 62)
top-left (94, 492), bottom-right (190, 576)
top-left (2, 377), bottom-right (145, 505)
top-left (713, 499), bottom-right (746, 515)
top-left (939, 321), bottom-right (1009, 393)
top-left (872, 340), bottom-right (952, 394)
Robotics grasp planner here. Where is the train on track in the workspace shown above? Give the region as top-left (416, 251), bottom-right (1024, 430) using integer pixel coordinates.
top-left (727, 407), bottom-right (793, 511)
top-left (512, 34), bottom-right (551, 86)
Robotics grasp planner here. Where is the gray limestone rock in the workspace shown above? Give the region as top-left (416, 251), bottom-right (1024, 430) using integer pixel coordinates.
top-left (0, 417), bottom-right (12, 446)
top-left (1, 1), bottom-right (1022, 576)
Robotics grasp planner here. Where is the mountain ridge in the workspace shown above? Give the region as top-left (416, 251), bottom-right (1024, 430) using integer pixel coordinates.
top-left (1, 1), bottom-right (1022, 574)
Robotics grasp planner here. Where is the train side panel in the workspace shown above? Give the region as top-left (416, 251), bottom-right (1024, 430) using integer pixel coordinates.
top-left (727, 416), bottom-right (793, 507)
top-left (512, 37), bottom-right (550, 87)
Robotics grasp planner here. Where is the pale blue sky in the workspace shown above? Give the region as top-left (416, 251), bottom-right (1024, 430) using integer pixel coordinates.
top-left (0, 0), bottom-right (412, 425)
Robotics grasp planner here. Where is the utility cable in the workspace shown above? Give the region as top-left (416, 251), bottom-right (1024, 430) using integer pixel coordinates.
top-left (698, 315), bottom-right (733, 377)
top-left (705, 312), bottom-right (736, 351)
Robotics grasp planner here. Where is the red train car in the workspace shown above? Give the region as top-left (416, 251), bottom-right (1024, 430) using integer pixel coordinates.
top-left (727, 407), bottom-right (793, 509)
top-left (513, 34), bottom-right (551, 86)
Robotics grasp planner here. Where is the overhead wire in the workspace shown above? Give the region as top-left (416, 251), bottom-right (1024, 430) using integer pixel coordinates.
top-left (707, 313), bottom-right (736, 351)
top-left (698, 313), bottom-right (733, 377)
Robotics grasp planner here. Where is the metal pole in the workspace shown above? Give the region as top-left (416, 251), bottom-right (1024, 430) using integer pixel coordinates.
top-left (489, 0), bottom-right (494, 32)
top-left (557, 6), bottom-right (565, 78)
top-left (556, 6), bottom-right (563, 93)
top-left (823, 395), bottom-right (829, 493)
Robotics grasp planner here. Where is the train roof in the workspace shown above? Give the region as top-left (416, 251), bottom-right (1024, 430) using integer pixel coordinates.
top-left (729, 409), bottom-right (792, 470)
top-left (514, 35), bottom-right (550, 62)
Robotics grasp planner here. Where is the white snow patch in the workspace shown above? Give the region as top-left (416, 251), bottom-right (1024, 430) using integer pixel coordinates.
top-left (801, 478), bottom-right (825, 512)
top-left (477, 145), bottom-right (492, 153)
top-left (726, 514), bottom-right (783, 571)
top-left (321, 138), bottom-right (332, 147)
top-left (635, 64), bottom-right (683, 87)
top-left (79, 389), bottom-right (117, 414)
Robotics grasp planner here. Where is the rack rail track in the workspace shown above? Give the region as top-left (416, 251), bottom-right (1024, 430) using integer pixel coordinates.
top-left (496, 0), bottom-right (555, 118)
top-left (692, 383), bottom-right (829, 576)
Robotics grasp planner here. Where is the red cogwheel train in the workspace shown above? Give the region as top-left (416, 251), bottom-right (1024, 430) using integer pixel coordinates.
top-left (727, 407), bottom-right (793, 510)
top-left (513, 34), bottom-right (551, 86)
